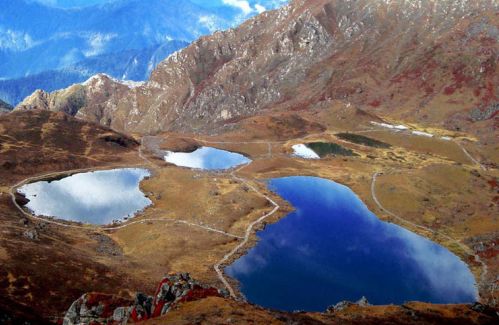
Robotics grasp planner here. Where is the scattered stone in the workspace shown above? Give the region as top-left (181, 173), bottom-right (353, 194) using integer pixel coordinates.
top-left (401, 304), bottom-right (418, 320)
top-left (356, 296), bottom-right (370, 307)
top-left (23, 229), bottom-right (38, 240)
top-left (62, 273), bottom-right (226, 325)
top-left (14, 192), bottom-right (30, 206)
top-left (90, 234), bottom-right (123, 256)
top-left (326, 296), bottom-right (370, 313)
top-left (327, 301), bottom-right (353, 312)
top-left (470, 102), bottom-right (499, 122)
top-left (471, 169), bottom-right (481, 177)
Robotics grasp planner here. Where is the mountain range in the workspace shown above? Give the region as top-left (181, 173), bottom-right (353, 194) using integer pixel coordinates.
top-left (0, 0), bottom-right (288, 105)
top-left (17, 0), bottom-right (498, 139)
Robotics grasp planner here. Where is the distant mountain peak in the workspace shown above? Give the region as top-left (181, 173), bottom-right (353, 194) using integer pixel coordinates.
top-left (82, 73), bottom-right (144, 89)
top-left (0, 98), bottom-right (13, 113)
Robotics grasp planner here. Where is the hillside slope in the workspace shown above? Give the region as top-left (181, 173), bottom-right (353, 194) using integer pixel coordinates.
top-left (19, 0), bottom-right (497, 138)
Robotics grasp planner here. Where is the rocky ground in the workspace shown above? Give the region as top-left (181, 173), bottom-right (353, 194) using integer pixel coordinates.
top-left (60, 274), bottom-right (498, 325)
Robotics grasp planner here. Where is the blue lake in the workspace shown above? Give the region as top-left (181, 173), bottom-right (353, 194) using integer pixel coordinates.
top-left (17, 168), bottom-right (151, 225)
top-left (226, 176), bottom-right (478, 312)
top-left (164, 146), bottom-right (251, 170)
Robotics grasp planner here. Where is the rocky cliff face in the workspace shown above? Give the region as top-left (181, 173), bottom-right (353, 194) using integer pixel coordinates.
top-left (17, 0), bottom-right (499, 134)
top-left (16, 74), bottom-right (142, 125)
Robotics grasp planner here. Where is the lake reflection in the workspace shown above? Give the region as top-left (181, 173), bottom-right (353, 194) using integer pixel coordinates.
top-left (226, 176), bottom-right (478, 312)
top-left (164, 146), bottom-right (251, 170)
top-left (292, 144), bottom-right (320, 159)
top-left (18, 168), bottom-right (151, 225)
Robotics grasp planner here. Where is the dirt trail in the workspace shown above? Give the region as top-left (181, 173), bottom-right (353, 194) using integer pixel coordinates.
top-left (7, 138), bottom-right (244, 238)
top-left (455, 141), bottom-right (486, 170)
top-left (371, 171), bottom-right (490, 302)
top-left (213, 163), bottom-right (281, 298)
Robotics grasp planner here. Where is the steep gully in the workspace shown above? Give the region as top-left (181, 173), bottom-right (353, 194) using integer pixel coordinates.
top-left (7, 130), bottom-right (490, 302)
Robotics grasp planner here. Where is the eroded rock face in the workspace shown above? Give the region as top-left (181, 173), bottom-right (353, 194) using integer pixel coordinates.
top-left (15, 74), bottom-right (139, 126)
top-left (62, 273), bottom-right (225, 325)
top-left (95, 0), bottom-right (499, 135)
top-left (16, 0), bottom-right (499, 135)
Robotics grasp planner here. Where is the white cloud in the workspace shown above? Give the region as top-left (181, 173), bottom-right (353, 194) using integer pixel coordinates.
top-left (164, 146), bottom-right (250, 170)
top-left (18, 168), bottom-right (151, 225)
top-left (198, 15), bottom-right (220, 33)
top-left (0, 27), bottom-right (36, 51)
top-left (84, 32), bottom-right (117, 57)
top-left (222, 0), bottom-right (253, 15)
top-left (254, 4), bottom-right (266, 13)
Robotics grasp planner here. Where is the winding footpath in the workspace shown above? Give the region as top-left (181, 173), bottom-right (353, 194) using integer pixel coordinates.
top-left (6, 130), bottom-right (493, 302)
top-left (213, 164), bottom-right (281, 298)
top-left (7, 135), bottom-right (282, 299)
top-left (371, 171), bottom-right (491, 300)
top-left (455, 141), bottom-right (487, 171)
top-left (7, 139), bottom-right (243, 239)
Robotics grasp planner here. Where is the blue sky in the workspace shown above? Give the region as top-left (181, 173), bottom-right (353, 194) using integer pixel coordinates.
top-left (34, 0), bottom-right (109, 7)
top-left (35, 0), bottom-right (288, 11)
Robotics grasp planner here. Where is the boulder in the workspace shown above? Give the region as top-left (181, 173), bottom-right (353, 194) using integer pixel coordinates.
top-left (62, 273), bottom-right (226, 324)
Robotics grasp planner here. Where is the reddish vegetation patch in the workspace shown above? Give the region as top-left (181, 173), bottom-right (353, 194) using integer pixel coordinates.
top-left (481, 82), bottom-right (497, 106)
top-left (444, 85), bottom-right (457, 95)
top-left (391, 66), bottom-right (424, 83)
top-left (466, 255), bottom-right (482, 268)
top-left (452, 64), bottom-right (472, 85)
top-left (478, 239), bottom-right (499, 259)
top-left (480, 37), bottom-right (497, 47)
top-left (178, 286), bottom-right (220, 303)
top-left (369, 99), bottom-right (381, 107)
top-left (61, 273), bottom-right (223, 324)
top-left (487, 178), bottom-right (499, 191)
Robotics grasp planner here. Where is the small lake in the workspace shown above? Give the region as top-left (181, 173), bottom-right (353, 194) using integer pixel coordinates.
top-left (226, 176), bottom-right (477, 312)
top-left (292, 144), bottom-right (320, 159)
top-left (164, 146), bottom-right (251, 170)
top-left (18, 168), bottom-right (151, 225)
top-left (292, 142), bottom-right (356, 159)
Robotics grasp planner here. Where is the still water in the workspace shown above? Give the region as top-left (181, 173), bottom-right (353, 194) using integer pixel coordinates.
top-left (18, 168), bottom-right (151, 225)
top-left (226, 176), bottom-right (478, 311)
top-left (164, 146), bottom-right (251, 170)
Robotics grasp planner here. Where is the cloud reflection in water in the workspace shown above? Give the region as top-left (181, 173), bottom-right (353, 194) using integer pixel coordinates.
top-left (226, 176), bottom-right (478, 312)
top-left (164, 146), bottom-right (251, 170)
top-left (18, 168), bottom-right (151, 225)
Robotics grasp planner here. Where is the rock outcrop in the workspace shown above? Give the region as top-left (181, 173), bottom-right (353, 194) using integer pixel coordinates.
top-left (62, 273), bottom-right (225, 325)
top-left (15, 74), bottom-right (142, 126)
top-left (16, 0), bottom-right (499, 136)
